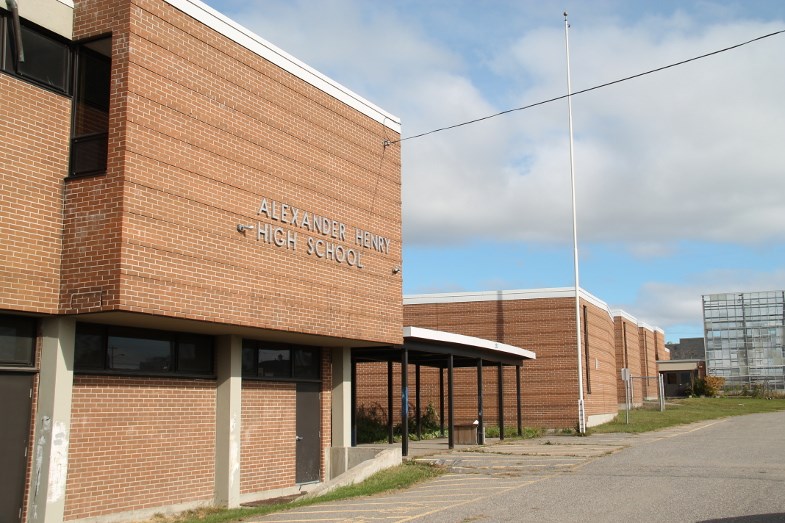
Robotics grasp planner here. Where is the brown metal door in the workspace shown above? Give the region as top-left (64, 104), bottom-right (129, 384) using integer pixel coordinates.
top-left (0, 373), bottom-right (34, 522)
top-left (295, 382), bottom-right (321, 483)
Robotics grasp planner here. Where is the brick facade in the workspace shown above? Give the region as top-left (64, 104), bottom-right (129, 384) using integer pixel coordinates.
top-left (383, 293), bottom-right (621, 429)
top-left (0, 74), bottom-right (70, 314)
top-left (61, 0), bottom-right (402, 343)
top-left (1, 0), bottom-right (401, 520)
top-left (241, 381), bottom-right (296, 494)
top-left (356, 291), bottom-right (664, 431)
top-left (66, 376), bottom-right (216, 520)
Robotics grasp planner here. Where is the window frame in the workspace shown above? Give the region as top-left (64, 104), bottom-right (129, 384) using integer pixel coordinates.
top-left (242, 340), bottom-right (321, 383)
top-left (0, 314), bottom-right (37, 368)
top-left (74, 323), bottom-right (215, 378)
top-left (68, 35), bottom-right (112, 178)
top-left (0, 9), bottom-right (72, 96)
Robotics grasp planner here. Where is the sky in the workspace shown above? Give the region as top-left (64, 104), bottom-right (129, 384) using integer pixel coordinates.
top-left (206, 0), bottom-right (785, 342)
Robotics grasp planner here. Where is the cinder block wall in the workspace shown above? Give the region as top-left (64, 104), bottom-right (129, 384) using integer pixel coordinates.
top-left (62, 0), bottom-right (402, 344)
top-left (355, 296), bottom-right (618, 430)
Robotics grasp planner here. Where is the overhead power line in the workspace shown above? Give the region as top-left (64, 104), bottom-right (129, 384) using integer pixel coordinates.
top-left (387, 28), bottom-right (785, 145)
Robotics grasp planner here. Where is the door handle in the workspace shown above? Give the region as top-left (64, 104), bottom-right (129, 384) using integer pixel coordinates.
top-left (296, 436), bottom-right (303, 441)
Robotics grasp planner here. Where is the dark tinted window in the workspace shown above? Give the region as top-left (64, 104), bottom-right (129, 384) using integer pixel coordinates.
top-left (75, 323), bottom-right (213, 376)
top-left (242, 341), bottom-right (320, 381)
top-left (108, 334), bottom-right (172, 372)
top-left (177, 334), bottom-right (214, 374)
top-left (0, 315), bottom-right (35, 366)
top-left (74, 324), bottom-right (105, 370)
top-left (294, 348), bottom-right (320, 379)
top-left (258, 346), bottom-right (290, 378)
top-left (70, 39), bottom-right (111, 177)
top-left (2, 16), bottom-right (70, 93)
top-left (242, 341), bottom-right (257, 376)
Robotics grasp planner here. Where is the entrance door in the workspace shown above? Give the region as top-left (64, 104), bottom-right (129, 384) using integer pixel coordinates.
top-left (295, 382), bottom-right (321, 483)
top-left (0, 373), bottom-right (34, 522)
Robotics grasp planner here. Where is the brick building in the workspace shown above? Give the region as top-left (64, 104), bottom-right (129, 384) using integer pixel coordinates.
top-left (0, 0), bottom-right (401, 521)
top-left (356, 288), bottom-right (665, 430)
top-left (612, 310), bottom-right (666, 406)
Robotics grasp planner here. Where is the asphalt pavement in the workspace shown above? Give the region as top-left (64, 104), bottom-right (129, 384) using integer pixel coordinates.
top-left (251, 410), bottom-right (785, 522)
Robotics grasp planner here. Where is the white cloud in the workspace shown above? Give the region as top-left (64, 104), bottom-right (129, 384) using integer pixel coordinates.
top-left (619, 268), bottom-right (785, 334)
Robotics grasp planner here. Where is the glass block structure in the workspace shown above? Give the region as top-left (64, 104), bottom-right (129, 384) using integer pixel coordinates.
top-left (703, 291), bottom-right (785, 391)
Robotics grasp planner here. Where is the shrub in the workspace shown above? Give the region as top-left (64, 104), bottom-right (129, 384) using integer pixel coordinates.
top-left (355, 402), bottom-right (443, 443)
top-left (693, 376), bottom-right (725, 397)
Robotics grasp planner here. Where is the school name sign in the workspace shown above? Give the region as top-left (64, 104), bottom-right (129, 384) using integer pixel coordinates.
top-left (250, 197), bottom-right (391, 269)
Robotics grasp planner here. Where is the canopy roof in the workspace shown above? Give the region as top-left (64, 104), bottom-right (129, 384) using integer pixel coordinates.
top-left (353, 326), bottom-right (536, 368)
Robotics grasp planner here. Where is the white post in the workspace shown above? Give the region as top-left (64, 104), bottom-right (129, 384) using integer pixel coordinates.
top-left (564, 11), bottom-right (585, 434)
top-left (214, 335), bottom-right (242, 508)
top-left (30, 317), bottom-right (75, 523)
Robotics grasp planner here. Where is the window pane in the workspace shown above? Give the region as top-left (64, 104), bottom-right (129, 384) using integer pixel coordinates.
top-left (177, 334), bottom-right (213, 374)
top-left (0, 315), bottom-right (35, 366)
top-left (74, 47), bottom-right (110, 135)
top-left (258, 346), bottom-right (290, 378)
top-left (108, 335), bottom-right (172, 372)
top-left (14, 24), bottom-right (69, 91)
top-left (71, 40), bottom-right (110, 177)
top-left (293, 348), bottom-right (319, 379)
top-left (242, 345), bottom-right (257, 377)
top-left (75, 324), bottom-right (105, 370)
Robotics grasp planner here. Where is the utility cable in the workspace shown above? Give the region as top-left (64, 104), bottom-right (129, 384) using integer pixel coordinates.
top-left (386, 28), bottom-right (785, 145)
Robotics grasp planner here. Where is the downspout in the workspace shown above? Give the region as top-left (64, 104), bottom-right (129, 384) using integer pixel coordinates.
top-left (7, 0), bottom-right (25, 63)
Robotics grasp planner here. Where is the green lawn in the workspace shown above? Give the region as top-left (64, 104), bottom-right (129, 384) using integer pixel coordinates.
top-left (591, 397), bottom-right (785, 433)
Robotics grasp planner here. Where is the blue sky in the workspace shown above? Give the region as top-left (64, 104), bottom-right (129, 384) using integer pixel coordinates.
top-left (206, 0), bottom-right (785, 342)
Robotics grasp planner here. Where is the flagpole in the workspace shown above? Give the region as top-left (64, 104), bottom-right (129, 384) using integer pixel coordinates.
top-left (564, 11), bottom-right (586, 434)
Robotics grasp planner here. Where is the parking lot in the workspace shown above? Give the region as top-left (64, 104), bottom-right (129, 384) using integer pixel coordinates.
top-left (251, 419), bottom-right (741, 522)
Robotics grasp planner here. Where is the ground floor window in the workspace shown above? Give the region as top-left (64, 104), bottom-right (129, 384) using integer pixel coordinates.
top-left (74, 323), bottom-right (214, 376)
top-left (0, 314), bottom-right (35, 367)
top-left (242, 340), bottom-right (320, 381)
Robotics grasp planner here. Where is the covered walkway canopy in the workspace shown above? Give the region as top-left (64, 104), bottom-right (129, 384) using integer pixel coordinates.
top-left (352, 326), bottom-right (536, 456)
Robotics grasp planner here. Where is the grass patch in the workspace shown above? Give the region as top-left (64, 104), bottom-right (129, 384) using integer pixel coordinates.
top-left (483, 425), bottom-right (544, 439)
top-left (591, 397), bottom-right (785, 434)
top-left (137, 461), bottom-right (443, 523)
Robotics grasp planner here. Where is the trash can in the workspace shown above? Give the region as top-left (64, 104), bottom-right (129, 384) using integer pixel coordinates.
top-left (453, 423), bottom-right (478, 445)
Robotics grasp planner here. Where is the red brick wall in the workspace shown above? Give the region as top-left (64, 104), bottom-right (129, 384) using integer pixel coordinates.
top-left (240, 381), bottom-right (296, 494)
top-left (0, 74), bottom-right (70, 314)
top-left (582, 303), bottom-right (619, 422)
top-left (240, 348), bottom-right (331, 492)
top-left (357, 296), bottom-right (618, 429)
top-left (655, 330), bottom-right (669, 361)
top-left (61, 0), bottom-right (131, 314)
top-left (61, 0), bottom-right (402, 344)
top-left (65, 376), bottom-right (216, 520)
top-left (615, 317), bottom-right (643, 405)
top-left (639, 327), bottom-right (658, 399)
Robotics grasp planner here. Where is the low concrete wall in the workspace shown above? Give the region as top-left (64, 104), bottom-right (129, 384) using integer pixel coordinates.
top-left (309, 447), bottom-right (402, 498)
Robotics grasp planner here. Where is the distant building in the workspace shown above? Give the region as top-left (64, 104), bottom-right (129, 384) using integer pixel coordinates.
top-left (356, 288), bottom-right (666, 430)
top-left (665, 337), bottom-right (706, 360)
top-left (703, 291), bottom-right (785, 391)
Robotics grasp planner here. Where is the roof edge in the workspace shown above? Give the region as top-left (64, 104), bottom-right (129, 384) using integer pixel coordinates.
top-left (164, 0), bottom-right (401, 133)
top-left (403, 326), bottom-right (536, 360)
